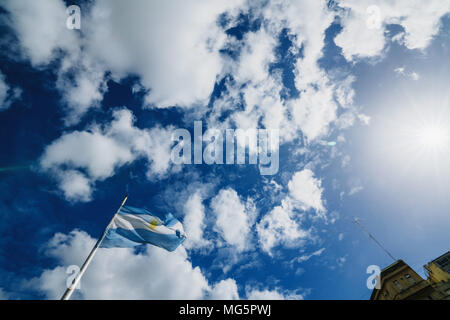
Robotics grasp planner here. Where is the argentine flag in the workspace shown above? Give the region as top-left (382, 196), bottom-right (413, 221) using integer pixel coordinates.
top-left (100, 206), bottom-right (186, 252)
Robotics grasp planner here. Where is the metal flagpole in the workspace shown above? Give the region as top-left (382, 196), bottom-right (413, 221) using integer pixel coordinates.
top-left (353, 217), bottom-right (396, 262)
top-left (61, 194), bottom-right (129, 300)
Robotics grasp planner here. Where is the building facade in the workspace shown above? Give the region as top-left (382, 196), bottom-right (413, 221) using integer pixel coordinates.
top-left (371, 251), bottom-right (450, 300)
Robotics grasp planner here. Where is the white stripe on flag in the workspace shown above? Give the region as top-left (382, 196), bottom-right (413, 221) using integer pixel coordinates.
top-left (111, 214), bottom-right (174, 235)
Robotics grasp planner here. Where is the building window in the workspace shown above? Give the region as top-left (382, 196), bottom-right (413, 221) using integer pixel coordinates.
top-left (436, 255), bottom-right (450, 271)
top-left (393, 280), bottom-right (403, 290)
top-left (405, 273), bottom-right (416, 285)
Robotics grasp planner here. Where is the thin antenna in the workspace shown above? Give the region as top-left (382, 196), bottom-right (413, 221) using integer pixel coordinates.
top-left (353, 217), bottom-right (396, 262)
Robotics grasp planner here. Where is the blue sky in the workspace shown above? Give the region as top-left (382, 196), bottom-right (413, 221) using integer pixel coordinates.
top-left (0, 0), bottom-right (449, 300)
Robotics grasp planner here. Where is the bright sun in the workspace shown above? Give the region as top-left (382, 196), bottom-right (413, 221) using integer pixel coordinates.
top-left (416, 125), bottom-right (449, 149)
top-left (364, 75), bottom-right (450, 182)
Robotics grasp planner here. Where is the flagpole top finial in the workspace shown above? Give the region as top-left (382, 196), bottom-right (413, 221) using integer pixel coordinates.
top-left (121, 194), bottom-right (129, 207)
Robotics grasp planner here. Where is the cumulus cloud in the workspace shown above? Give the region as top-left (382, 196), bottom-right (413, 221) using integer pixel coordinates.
top-left (210, 188), bottom-right (257, 252)
top-left (256, 200), bottom-right (309, 255)
top-left (2, 0), bottom-right (244, 121)
top-left (86, 0), bottom-right (243, 108)
top-left (41, 130), bottom-right (133, 181)
top-left (4, 0), bottom-right (446, 133)
top-left (289, 85), bottom-right (337, 141)
top-left (264, 0), bottom-right (343, 142)
top-left (207, 25), bottom-right (294, 144)
top-left (3, 0), bottom-right (377, 141)
top-left (57, 170), bottom-right (93, 203)
top-left (208, 0), bottom-right (360, 144)
top-left (246, 286), bottom-right (305, 300)
top-left (1, 0), bottom-right (78, 66)
top-left (335, 0), bottom-right (450, 61)
top-left (56, 66), bottom-right (107, 125)
top-left (257, 168), bottom-right (325, 254)
top-left (1, 0), bottom-right (104, 124)
top-left (270, 0), bottom-right (334, 89)
top-left (208, 279), bottom-right (240, 300)
top-left (26, 229), bottom-right (239, 299)
top-left (233, 27), bottom-right (277, 84)
top-left (287, 169), bottom-right (325, 214)
top-left (183, 192), bottom-right (211, 250)
top-left (40, 108), bottom-right (176, 202)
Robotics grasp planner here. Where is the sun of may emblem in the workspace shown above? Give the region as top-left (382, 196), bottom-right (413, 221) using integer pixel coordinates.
top-left (149, 218), bottom-right (159, 230)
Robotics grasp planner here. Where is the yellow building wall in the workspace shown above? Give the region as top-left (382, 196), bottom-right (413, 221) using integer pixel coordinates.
top-left (426, 262), bottom-right (450, 283)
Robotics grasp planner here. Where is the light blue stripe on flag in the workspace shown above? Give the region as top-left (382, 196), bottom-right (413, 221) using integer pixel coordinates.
top-left (117, 205), bottom-right (153, 215)
top-left (100, 205), bottom-right (186, 252)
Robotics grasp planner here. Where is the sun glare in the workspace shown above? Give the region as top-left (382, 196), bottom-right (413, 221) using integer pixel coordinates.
top-left (416, 125), bottom-right (449, 150)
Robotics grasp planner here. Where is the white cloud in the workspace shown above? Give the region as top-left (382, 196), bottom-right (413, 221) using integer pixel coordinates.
top-left (57, 170), bottom-right (93, 203)
top-left (26, 229), bottom-right (239, 299)
top-left (41, 130), bottom-right (133, 181)
top-left (233, 28), bottom-right (277, 84)
top-left (3, 0), bottom-right (373, 144)
top-left (3, 0), bottom-right (244, 121)
top-left (1, 0), bottom-right (104, 123)
top-left (86, 0), bottom-right (243, 108)
top-left (358, 114), bottom-right (371, 125)
top-left (207, 24), bottom-right (298, 143)
top-left (210, 0), bottom-right (355, 144)
top-left (256, 199), bottom-right (309, 255)
top-left (346, 177), bottom-right (364, 197)
top-left (257, 168), bottom-right (326, 254)
top-left (4, 0), bottom-right (445, 137)
top-left (210, 188), bottom-right (256, 252)
top-left (262, 1), bottom-right (344, 142)
top-left (209, 279), bottom-right (239, 300)
top-left (2, 0), bottom-right (78, 66)
top-left (272, 0), bottom-right (334, 90)
top-left (394, 67), bottom-right (420, 81)
top-left (183, 192), bottom-right (211, 250)
top-left (287, 169), bottom-right (325, 214)
top-left (337, 255), bottom-right (347, 268)
top-left (394, 67), bottom-right (405, 75)
top-left (348, 185), bottom-right (363, 196)
top-left (56, 66), bottom-right (107, 126)
top-left (40, 108), bottom-right (176, 202)
top-left (246, 286), bottom-right (305, 300)
top-left (334, 7), bottom-right (386, 61)
top-left (289, 84), bottom-right (338, 141)
top-left (335, 0), bottom-right (450, 61)
top-left (410, 72), bottom-right (420, 81)
top-left (294, 247), bottom-right (325, 263)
